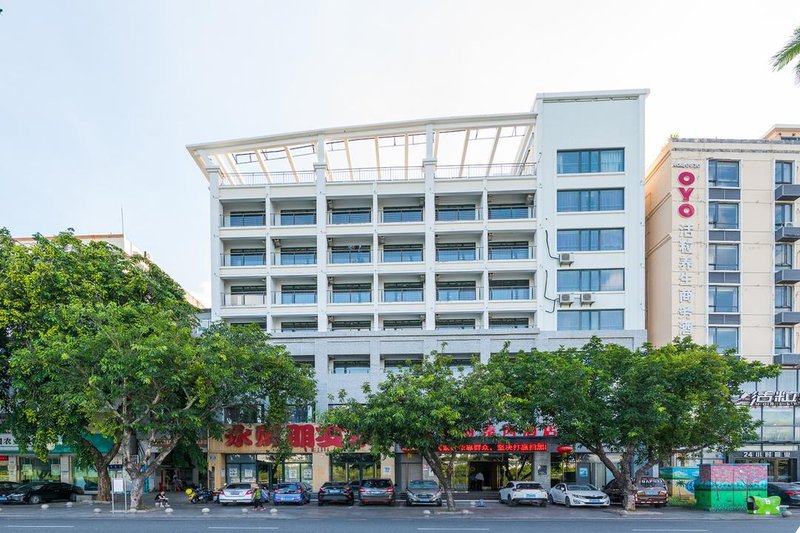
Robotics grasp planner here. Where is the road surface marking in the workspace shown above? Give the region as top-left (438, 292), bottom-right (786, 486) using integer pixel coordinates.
top-left (3, 528), bottom-right (75, 530)
top-left (417, 529), bottom-right (490, 532)
top-left (208, 528), bottom-right (279, 531)
top-left (632, 530), bottom-right (707, 532)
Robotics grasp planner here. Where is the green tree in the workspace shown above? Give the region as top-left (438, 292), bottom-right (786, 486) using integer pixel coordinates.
top-left (489, 337), bottom-right (777, 511)
top-left (12, 305), bottom-right (315, 509)
top-left (0, 229), bottom-right (189, 501)
top-left (323, 354), bottom-right (513, 511)
top-left (772, 25), bottom-right (800, 83)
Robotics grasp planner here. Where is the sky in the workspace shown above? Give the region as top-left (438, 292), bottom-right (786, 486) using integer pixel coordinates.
top-left (2, 0), bottom-right (799, 306)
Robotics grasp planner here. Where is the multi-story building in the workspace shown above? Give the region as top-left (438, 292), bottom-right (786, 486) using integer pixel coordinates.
top-left (189, 89), bottom-right (649, 491)
top-left (645, 125), bottom-right (800, 482)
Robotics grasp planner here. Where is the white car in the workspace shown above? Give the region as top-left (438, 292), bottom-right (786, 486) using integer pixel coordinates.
top-left (549, 482), bottom-right (610, 507)
top-left (499, 480), bottom-right (548, 506)
top-left (218, 482), bottom-right (256, 505)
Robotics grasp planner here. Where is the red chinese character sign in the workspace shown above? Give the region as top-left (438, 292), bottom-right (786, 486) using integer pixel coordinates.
top-left (219, 424), bottom-right (364, 452)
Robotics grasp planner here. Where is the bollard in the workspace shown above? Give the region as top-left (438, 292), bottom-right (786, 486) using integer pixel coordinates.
top-left (41, 504), bottom-right (49, 510)
top-left (470, 500), bottom-right (476, 507)
top-left (478, 498), bottom-right (484, 508)
top-left (202, 507), bottom-right (210, 514)
top-left (269, 508), bottom-right (277, 515)
top-left (165, 507), bottom-right (174, 514)
top-left (461, 509), bottom-right (472, 515)
top-left (423, 509), bottom-right (431, 516)
top-left (65, 502), bottom-right (73, 508)
top-left (93, 508), bottom-right (102, 514)
top-left (241, 508), bottom-right (249, 513)
top-left (782, 510), bottom-right (793, 518)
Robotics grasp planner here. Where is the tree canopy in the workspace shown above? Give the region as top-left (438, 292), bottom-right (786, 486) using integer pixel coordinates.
top-left (772, 25), bottom-right (800, 83)
top-left (488, 337), bottom-right (778, 510)
top-left (323, 353), bottom-right (513, 510)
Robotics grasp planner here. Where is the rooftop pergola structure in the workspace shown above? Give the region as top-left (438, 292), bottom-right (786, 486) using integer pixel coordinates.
top-left (187, 112), bottom-right (538, 185)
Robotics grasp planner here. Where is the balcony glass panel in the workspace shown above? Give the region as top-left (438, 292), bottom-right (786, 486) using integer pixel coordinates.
top-left (436, 285), bottom-right (478, 301)
top-left (225, 250), bottom-right (266, 266)
top-left (436, 245), bottom-right (478, 262)
top-left (382, 207), bottom-right (423, 223)
top-left (330, 209), bottom-right (371, 224)
top-left (330, 247), bottom-right (371, 264)
top-left (488, 242), bottom-right (530, 260)
top-left (330, 286), bottom-right (372, 303)
top-left (382, 284), bottom-right (424, 302)
top-left (489, 318), bottom-right (529, 329)
top-left (489, 284), bottom-right (531, 300)
top-left (279, 210), bottom-right (316, 226)
top-left (278, 287), bottom-right (317, 305)
top-left (436, 206), bottom-right (478, 222)
top-left (277, 249), bottom-right (316, 265)
top-left (332, 360), bottom-right (370, 374)
top-left (225, 212), bottom-right (266, 227)
top-left (382, 246), bottom-right (423, 263)
top-left (488, 204), bottom-right (531, 220)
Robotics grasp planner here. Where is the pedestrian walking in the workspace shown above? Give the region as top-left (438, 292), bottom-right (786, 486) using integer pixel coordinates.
top-left (252, 484), bottom-right (264, 510)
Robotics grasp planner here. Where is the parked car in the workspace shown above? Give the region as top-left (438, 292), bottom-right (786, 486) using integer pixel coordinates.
top-left (6, 482), bottom-right (84, 504)
top-left (318, 481), bottom-right (354, 506)
top-left (549, 483), bottom-right (610, 507)
top-left (768, 482), bottom-right (800, 506)
top-left (358, 478), bottom-right (396, 506)
top-left (218, 482), bottom-right (256, 506)
top-left (273, 482), bottom-right (311, 505)
top-left (602, 477), bottom-right (668, 507)
top-left (498, 480), bottom-right (548, 506)
top-left (0, 482), bottom-right (21, 502)
top-left (405, 479), bottom-right (443, 507)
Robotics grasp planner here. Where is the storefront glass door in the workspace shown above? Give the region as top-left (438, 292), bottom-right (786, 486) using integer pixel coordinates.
top-left (735, 458), bottom-right (797, 482)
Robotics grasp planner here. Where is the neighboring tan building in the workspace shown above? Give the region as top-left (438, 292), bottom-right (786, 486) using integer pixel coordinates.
top-left (189, 89), bottom-right (649, 492)
top-left (645, 126), bottom-right (800, 481)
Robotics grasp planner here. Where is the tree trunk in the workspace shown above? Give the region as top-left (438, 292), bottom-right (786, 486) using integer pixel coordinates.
top-left (423, 450), bottom-right (457, 511)
top-left (122, 428), bottom-right (178, 510)
top-left (128, 473), bottom-right (146, 511)
top-left (80, 436), bottom-right (122, 502)
top-left (619, 449), bottom-right (636, 511)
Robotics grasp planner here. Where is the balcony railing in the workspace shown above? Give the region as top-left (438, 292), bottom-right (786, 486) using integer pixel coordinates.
top-left (436, 287), bottom-right (482, 301)
top-left (271, 252), bottom-right (317, 266)
top-left (488, 246), bottom-right (535, 261)
top-left (221, 253), bottom-right (267, 267)
top-left (381, 208), bottom-right (424, 223)
top-left (488, 286), bottom-right (534, 300)
top-left (487, 205), bottom-right (535, 220)
top-left (219, 170), bottom-right (316, 186)
top-left (435, 208), bottom-right (481, 222)
top-left (271, 291), bottom-right (318, 305)
top-left (435, 247), bottom-right (482, 262)
top-left (329, 250), bottom-right (372, 264)
top-left (221, 213), bottom-right (266, 227)
top-left (327, 166), bottom-right (423, 182)
top-left (381, 249), bottom-right (424, 263)
top-left (380, 289), bottom-right (424, 302)
top-left (329, 291), bottom-right (372, 304)
top-left (221, 293), bottom-right (267, 306)
top-left (270, 212), bottom-right (317, 226)
top-left (435, 162), bottom-right (537, 179)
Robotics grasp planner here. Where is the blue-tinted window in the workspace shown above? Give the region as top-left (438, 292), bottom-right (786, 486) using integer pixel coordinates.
top-left (436, 282), bottom-right (477, 301)
top-left (383, 207), bottom-right (423, 223)
top-left (332, 360), bottom-right (370, 374)
top-left (708, 286), bottom-right (739, 313)
top-left (557, 310), bottom-right (624, 330)
top-left (488, 242), bottom-right (530, 260)
top-left (709, 202), bottom-right (739, 230)
top-left (436, 244), bottom-right (477, 261)
top-left (279, 210), bottom-right (316, 226)
top-left (228, 212), bottom-right (266, 226)
top-left (330, 246), bottom-right (371, 264)
top-left (228, 249), bottom-right (266, 266)
top-left (280, 285), bottom-right (317, 305)
top-left (436, 205), bottom-right (477, 221)
top-left (776, 161), bottom-right (794, 184)
top-left (330, 208), bottom-right (371, 224)
top-left (279, 248), bottom-right (316, 265)
top-left (776, 203), bottom-right (793, 228)
top-left (556, 229), bottom-right (624, 251)
top-left (489, 280), bottom-right (530, 300)
top-left (557, 269), bottom-right (624, 292)
top-left (383, 283), bottom-right (423, 302)
top-left (709, 160), bottom-right (739, 187)
top-left (557, 189), bottom-right (624, 212)
top-left (330, 284), bottom-right (372, 304)
top-left (382, 245), bottom-right (423, 262)
top-left (488, 204), bottom-right (530, 220)
top-left (557, 149), bottom-right (624, 174)
top-left (708, 244), bottom-right (739, 271)
top-left (709, 327), bottom-right (738, 353)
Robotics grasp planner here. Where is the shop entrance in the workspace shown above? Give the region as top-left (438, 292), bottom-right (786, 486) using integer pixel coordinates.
top-left (734, 457), bottom-right (797, 482)
top-left (330, 453), bottom-right (381, 483)
top-left (550, 452), bottom-right (577, 487)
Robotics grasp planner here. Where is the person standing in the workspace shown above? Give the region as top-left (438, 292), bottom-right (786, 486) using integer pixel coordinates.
top-left (252, 484), bottom-right (264, 511)
top-left (475, 471), bottom-right (484, 491)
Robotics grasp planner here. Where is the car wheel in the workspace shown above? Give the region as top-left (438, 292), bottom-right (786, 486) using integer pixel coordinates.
top-left (507, 494), bottom-right (516, 506)
top-left (29, 495), bottom-right (41, 505)
top-left (405, 499), bottom-right (411, 507)
top-left (69, 493), bottom-right (77, 502)
top-left (565, 497), bottom-right (571, 508)
top-left (436, 500), bottom-right (442, 507)
top-left (547, 494), bottom-right (553, 504)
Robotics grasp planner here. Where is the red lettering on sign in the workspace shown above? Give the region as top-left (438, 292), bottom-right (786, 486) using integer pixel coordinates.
top-left (678, 187), bottom-right (694, 202)
top-left (287, 423), bottom-right (315, 450)
top-left (678, 204), bottom-right (695, 218)
top-left (678, 172), bottom-right (695, 185)
top-left (542, 425), bottom-right (558, 437)
top-left (254, 425), bottom-right (273, 447)
top-left (224, 424), bottom-right (253, 448)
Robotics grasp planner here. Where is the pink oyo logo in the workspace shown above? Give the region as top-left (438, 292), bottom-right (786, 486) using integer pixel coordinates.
top-left (677, 171), bottom-right (695, 218)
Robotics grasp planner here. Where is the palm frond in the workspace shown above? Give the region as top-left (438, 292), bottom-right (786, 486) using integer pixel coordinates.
top-left (771, 26), bottom-right (800, 71)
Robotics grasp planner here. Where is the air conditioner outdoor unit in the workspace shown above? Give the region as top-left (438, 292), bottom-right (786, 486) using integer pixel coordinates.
top-left (559, 293), bottom-right (575, 305)
top-left (580, 293), bottom-right (596, 305)
top-left (559, 252), bottom-right (574, 266)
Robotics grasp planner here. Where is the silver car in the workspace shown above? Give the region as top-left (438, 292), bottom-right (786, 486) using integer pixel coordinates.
top-left (218, 482), bottom-right (256, 506)
top-left (405, 480), bottom-right (442, 507)
top-left (549, 482), bottom-right (610, 507)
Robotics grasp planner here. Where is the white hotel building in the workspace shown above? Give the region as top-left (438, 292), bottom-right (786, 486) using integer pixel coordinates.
top-left (188, 89), bottom-right (648, 490)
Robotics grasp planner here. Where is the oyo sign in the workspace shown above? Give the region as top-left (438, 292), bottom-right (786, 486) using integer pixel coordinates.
top-left (677, 171), bottom-right (696, 218)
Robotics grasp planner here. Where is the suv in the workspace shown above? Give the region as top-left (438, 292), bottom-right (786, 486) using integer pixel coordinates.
top-left (358, 478), bottom-right (396, 505)
top-left (602, 477), bottom-right (668, 507)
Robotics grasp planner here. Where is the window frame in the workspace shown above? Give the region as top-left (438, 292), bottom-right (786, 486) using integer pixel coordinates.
top-left (556, 148), bottom-right (625, 174)
top-left (556, 228), bottom-right (625, 252)
top-left (556, 188), bottom-right (625, 212)
top-left (708, 160), bottom-right (740, 188)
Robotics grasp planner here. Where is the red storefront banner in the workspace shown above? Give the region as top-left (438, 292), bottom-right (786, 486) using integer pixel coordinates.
top-left (222, 423), bottom-right (360, 451)
top-left (438, 442), bottom-right (548, 453)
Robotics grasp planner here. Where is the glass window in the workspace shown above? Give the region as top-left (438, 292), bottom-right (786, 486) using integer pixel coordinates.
top-left (228, 248), bottom-right (266, 267)
top-left (279, 210), bottom-right (316, 226)
top-left (709, 327), bottom-right (738, 352)
top-left (709, 202), bottom-right (739, 230)
top-left (330, 321), bottom-right (371, 331)
top-left (436, 205), bottom-right (477, 222)
top-left (436, 281), bottom-right (477, 301)
top-left (557, 269), bottom-right (624, 292)
top-left (488, 204), bottom-right (530, 220)
top-left (557, 149), bottom-right (624, 174)
top-left (709, 160), bottom-right (740, 187)
top-left (279, 247), bottom-right (316, 265)
top-left (383, 207), bottom-right (423, 223)
top-left (436, 244), bottom-right (477, 261)
top-left (383, 319), bottom-right (423, 330)
top-left (435, 319), bottom-right (476, 330)
top-left (557, 229), bottom-right (624, 252)
top-left (280, 285), bottom-right (317, 305)
top-left (776, 161), bottom-right (794, 184)
top-left (557, 189), bottom-right (624, 212)
top-left (281, 321), bottom-right (317, 332)
top-left (488, 317), bottom-right (529, 329)
top-left (489, 280), bottom-right (531, 300)
top-left (330, 208), bottom-right (371, 224)
top-left (776, 243), bottom-right (794, 270)
top-left (488, 242), bottom-right (530, 260)
top-left (776, 203), bottom-right (794, 228)
top-left (332, 360), bottom-right (370, 374)
top-left (708, 286), bottom-right (739, 313)
top-left (330, 284), bottom-right (372, 304)
top-left (228, 211), bottom-right (266, 227)
top-left (330, 246), bottom-right (371, 264)
top-left (776, 286), bottom-right (793, 312)
top-left (708, 244), bottom-right (739, 271)
top-left (777, 369), bottom-right (798, 390)
top-left (557, 310), bottom-right (624, 330)
top-left (776, 327), bottom-right (793, 354)
top-left (382, 282), bottom-right (423, 302)
top-left (382, 245), bottom-right (423, 263)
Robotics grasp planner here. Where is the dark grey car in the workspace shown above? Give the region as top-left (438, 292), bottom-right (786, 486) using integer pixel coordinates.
top-left (358, 478), bottom-right (395, 505)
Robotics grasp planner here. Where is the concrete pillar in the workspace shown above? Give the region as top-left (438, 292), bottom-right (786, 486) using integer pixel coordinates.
top-left (312, 451), bottom-right (330, 490)
top-left (423, 154), bottom-right (437, 330)
top-left (315, 161), bottom-right (329, 332)
top-left (380, 455), bottom-right (395, 484)
top-left (206, 156), bottom-right (223, 322)
top-left (60, 455), bottom-right (70, 483)
top-left (534, 451), bottom-right (551, 489)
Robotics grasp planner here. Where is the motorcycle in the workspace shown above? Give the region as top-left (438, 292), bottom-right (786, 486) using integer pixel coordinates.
top-left (185, 486), bottom-right (216, 504)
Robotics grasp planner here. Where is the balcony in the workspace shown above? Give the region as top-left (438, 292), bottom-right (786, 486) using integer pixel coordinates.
top-left (221, 213), bottom-right (266, 227)
top-left (271, 250), bottom-right (317, 266)
top-left (774, 353), bottom-right (800, 365)
top-left (435, 162), bottom-right (537, 179)
top-left (329, 290), bottom-right (372, 304)
top-left (272, 291), bottom-right (317, 305)
top-left (775, 225), bottom-right (800, 242)
top-left (487, 205), bottom-right (535, 220)
top-left (435, 206), bottom-right (480, 222)
top-left (329, 249), bottom-right (372, 265)
top-left (380, 288), bottom-right (424, 303)
top-left (776, 269), bottom-right (800, 284)
top-left (488, 285), bottom-right (534, 301)
top-left (221, 293), bottom-right (267, 307)
top-left (435, 246), bottom-right (482, 262)
top-left (381, 248), bottom-right (423, 263)
top-left (436, 287), bottom-right (482, 302)
top-left (775, 311), bottom-right (800, 325)
top-left (271, 211), bottom-right (316, 226)
top-left (488, 245), bottom-right (534, 261)
top-left (221, 252), bottom-right (266, 267)
top-left (329, 209), bottom-right (372, 225)
top-left (775, 184), bottom-right (800, 201)
top-left (381, 207), bottom-right (424, 224)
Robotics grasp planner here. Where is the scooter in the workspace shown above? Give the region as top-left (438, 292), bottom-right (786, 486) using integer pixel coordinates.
top-left (185, 487), bottom-right (216, 504)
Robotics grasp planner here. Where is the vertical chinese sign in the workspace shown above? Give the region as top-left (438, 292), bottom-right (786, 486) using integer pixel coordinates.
top-left (675, 167), bottom-right (699, 338)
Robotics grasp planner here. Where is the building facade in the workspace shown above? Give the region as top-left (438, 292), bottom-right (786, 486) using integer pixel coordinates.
top-left (645, 125), bottom-right (800, 482)
top-left (189, 89), bottom-right (649, 491)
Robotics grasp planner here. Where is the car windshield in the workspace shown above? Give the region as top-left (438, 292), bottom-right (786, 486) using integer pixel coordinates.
top-left (517, 483), bottom-right (543, 490)
top-left (408, 481), bottom-right (438, 490)
top-left (276, 483), bottom-right (300, 492)
top-left (637, 478), bottom-right (665, 488)
top-left (362, 479), bottom-right (391, 488)
top-left (567, 484), bottom-right (596, 491)
top-left (322, 483), bottom-right (346, 488)
top-left (16, 483), bottom-right (47, 491)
